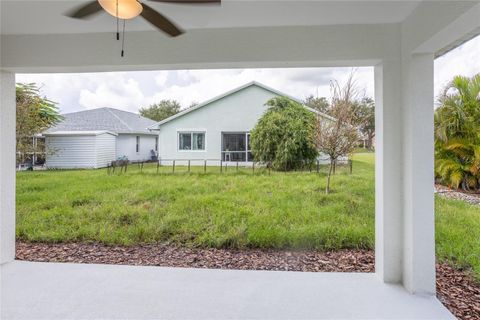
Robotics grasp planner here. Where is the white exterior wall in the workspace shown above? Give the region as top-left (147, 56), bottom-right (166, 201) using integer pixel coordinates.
top-left (46, 135), bottom-right (96, 169)
top-left (95, 133), bottom-right (117, 168)
top-left (158, 85), bottom-right (278, 162)
top-left (0, 71), bottom-right (16, 264)
top-left (116, 134), bottom-right (157, 162)
top-left (46, 133), bottom-right (116, 169)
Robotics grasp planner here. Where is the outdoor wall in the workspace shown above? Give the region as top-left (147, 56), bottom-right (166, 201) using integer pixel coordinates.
top-left (116, 134), bottom-right (157, 162)
top-left (158, 85), bottom-right (278, 162)
top-left (95, 133), bottom-right (117, 168)
top-left (45, 132), bottom-right (116, 169)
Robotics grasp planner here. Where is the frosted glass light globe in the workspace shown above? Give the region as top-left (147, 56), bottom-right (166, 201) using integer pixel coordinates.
top-left (98, 0), bottom-right (143, 20)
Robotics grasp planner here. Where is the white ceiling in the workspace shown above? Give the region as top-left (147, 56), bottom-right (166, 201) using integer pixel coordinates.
top-left (1, 1), bottom-right (421, 35)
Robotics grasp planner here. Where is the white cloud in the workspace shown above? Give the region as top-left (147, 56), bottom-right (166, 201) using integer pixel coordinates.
top-left (149, 67), bottom-right (374, 110)
top-left (15, 35), bottom-right (479, 115)
top-left (79, 77), bottom-right (146, 112)
top-left (434, 35), bottom-right (480, 98)
top-left (154, 72), bottom-right (168, 88)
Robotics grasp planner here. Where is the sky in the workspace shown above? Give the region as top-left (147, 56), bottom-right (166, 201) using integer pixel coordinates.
top-left (16, 35), bottom-right (480, 115)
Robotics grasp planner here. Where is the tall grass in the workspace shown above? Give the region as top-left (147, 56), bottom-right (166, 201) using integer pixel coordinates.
top-left (17, 157), bottom-right (374, 250)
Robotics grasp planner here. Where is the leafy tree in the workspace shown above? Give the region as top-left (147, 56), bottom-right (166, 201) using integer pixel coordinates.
top-left (16, 83), bottom-right (62, 164)
top-left (304, 95), bottom-right (330, 114)
top-left (315, 76), bottom-right (359, 193)
top-left (434, 74), bottom-right (480, 190)
top-left (139, 99), bottom-right (181, 122)
top-left (305, 82), bottom-right (374, 151)
top-left (250, 97), bottom-right (318, 171)
top-left (188, 101), bottom-right (199, 109)
top-left (351, 97), bottom-right (375, 150)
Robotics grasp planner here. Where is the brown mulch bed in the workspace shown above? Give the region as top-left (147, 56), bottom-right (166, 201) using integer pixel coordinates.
top-left (437, 263), bottom-right (480, 320)
top-left (15, 241), bottom-right (375, 272)
top-left (16, 241), bottom-right (480, 320)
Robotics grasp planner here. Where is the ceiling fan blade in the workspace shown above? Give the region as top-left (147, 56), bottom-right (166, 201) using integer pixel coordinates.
top-left (140, 3), bottom-right (184, 37)
top-left (148, 0), bottom-right (221, 4)
top-left (65, 1), bottom-right (103, 19)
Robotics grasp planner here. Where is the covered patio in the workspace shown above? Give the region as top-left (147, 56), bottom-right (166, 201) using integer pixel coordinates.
top-left (1, 1), bottom-right (480, 318)
top-left (3, 261), bottom-right (451, 319)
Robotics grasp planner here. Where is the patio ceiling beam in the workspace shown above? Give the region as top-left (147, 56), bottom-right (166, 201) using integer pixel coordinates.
top-left (401, 1), bottom-right (480, 56)
top-left (1, 24), bottom-right (398, 73)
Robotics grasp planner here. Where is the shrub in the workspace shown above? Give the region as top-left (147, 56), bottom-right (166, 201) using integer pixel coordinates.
top-left (250, 97), bottom-right (318, 170)
top-left (434, 74), bottom-right (480, 190)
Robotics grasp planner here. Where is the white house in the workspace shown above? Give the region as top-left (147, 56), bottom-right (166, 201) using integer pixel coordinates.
top-left (150, 82), bottom-right (332, 165)
top-left (44, 108), bottom-right (158, 169)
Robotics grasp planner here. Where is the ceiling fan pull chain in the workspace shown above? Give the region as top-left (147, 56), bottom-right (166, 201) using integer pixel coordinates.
top-left (116, 0), bottom-right (119, 40)
top-left (121, 19), bottom-right (126, 57)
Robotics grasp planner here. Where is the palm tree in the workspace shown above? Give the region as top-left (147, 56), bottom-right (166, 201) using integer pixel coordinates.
top-left (434, 74), bottom-right (480, 190)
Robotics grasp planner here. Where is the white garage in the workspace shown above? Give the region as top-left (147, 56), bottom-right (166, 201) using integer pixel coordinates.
top-left (44, 131), bottom-right (117, 169)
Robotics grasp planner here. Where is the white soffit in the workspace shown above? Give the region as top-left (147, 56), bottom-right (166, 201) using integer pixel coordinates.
top-left (1, 1), bottom-right (421, 35)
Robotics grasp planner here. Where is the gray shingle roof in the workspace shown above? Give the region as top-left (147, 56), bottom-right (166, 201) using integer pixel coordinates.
top-left (46, 107), bottom-right (157, 135)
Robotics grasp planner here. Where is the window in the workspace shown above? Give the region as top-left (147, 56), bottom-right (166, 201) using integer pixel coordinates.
top-left (192, 133), bottom-right (205, 150)
top-left (221, 132), bottom-right (253, 162)
top-left (155, 137), bottom-right (158, 152)
top-left (179, 132), bottom-right (205, 151)
top-left (136, 136), bottom-right (140, 153)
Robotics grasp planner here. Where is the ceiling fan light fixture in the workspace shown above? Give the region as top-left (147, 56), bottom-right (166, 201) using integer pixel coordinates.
top-left (98, 0), bottom-right (143, 20)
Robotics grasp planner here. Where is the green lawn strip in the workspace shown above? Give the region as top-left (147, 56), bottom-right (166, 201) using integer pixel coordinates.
top-left (435, 196), bottom-right (480, 281)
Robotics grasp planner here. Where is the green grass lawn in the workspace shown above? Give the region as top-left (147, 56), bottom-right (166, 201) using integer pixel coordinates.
top-left (16, 154), bottom-right (480, 280)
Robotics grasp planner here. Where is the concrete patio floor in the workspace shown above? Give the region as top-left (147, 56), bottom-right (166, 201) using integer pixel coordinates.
top-left (1, 261), bottom-right (453, 319)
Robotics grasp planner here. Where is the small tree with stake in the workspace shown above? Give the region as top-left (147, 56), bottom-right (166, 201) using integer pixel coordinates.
top-left (315, 75), bottom-right (359, 194)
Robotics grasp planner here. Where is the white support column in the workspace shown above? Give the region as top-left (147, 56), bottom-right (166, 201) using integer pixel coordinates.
top-left (374, 61), bottom-right (403, 284)
top-left (0, 71), bottom-right (16, 264)
top-left (402, 53), bottom-right (436, 294)
top-left (375, 54), bottom-right (436, 295)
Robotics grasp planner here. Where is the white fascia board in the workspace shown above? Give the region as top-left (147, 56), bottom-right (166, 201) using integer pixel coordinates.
top-left (43, 130), bottom-right (118, 136)
top-left (116, 131), bottom-right (158, 136)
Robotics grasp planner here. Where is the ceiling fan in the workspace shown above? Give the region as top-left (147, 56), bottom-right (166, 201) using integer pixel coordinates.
top-left (65, 0), bottom-right (220, 56)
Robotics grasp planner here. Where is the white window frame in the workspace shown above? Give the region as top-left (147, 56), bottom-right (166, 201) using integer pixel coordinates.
top-left (136, 136), bottom-right (140, 153)
top-left (177, 130), bottom-right (207, 152)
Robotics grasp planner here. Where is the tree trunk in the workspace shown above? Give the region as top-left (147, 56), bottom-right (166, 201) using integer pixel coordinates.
top-left (326, 159), bottom-right (334, 194)
top-left (367, 134), bottom-right (375, 150)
